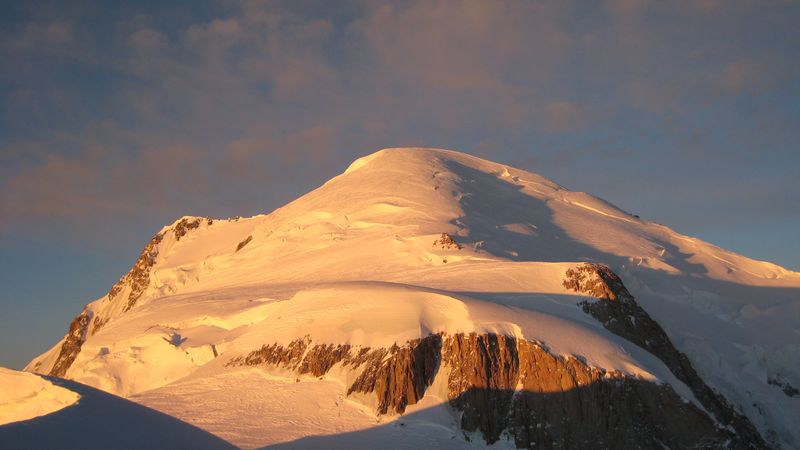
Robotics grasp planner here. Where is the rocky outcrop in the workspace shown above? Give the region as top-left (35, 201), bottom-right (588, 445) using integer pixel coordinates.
top-left (173, 217), bottom-right (202, 241)
top-left (107, 231), bottom-right (164, 314)
top-left (48, 310), bottom-right (91, 377)
top-left (446, 333), bottom-right (727, 449)
top-left (230, 336), bottom-right (312, 370)
top-left (236, 235), bottom-right (253, 252)
top-left (231, 332), bottom-right (736, 448)
top-left (564, 263), bottom-right (768, 448)
top-left (106, 217), bottom-right (209, 317)
top-left (444, 333), bottom-right (520, 441)
top-left (768, 376), bottom-right (799, 398)
top-left (228, 335), bottom-right (441, 415)
top-left (90, 316), bottom-right (108, 336)
top-left (562, 264), bottom-right (622, 301)
top-left (433, 233), bottom-right (462, 250)
top-left (347, 335), bottom-right (441, 414)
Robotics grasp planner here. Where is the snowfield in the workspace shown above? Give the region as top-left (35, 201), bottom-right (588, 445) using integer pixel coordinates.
top-left (14, 148), bottom-right (800, 448)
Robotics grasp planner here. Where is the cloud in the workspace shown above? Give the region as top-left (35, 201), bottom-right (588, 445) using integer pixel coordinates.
top-left (604, 0), bottom-right (652, 17)
top-left (0, 0), bottom-right (798, 250)
top-left (0, 143), bottom-right (201, 230)
top-left (343, 1), bottom-right (571, 130)
top-left (0, 123), bottom-right (347, 237)
top-left (543, 101), bottom-right (596, 133)
top-left (3, 20), bottom-right (73, 51)
top-left (129, 28), bottom-right (169, 53)
top-left (184, 18), bottom-right (243, 54)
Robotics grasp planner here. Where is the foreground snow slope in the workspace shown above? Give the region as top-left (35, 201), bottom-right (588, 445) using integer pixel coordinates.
top-left (0, 368), bottom-right (234, 450)
top-left (0, 368), bottom-right (79, 426)
top-left (25, 148), bottom-right (800, 448)
top-left (134, 366), bottom-right (503, 450)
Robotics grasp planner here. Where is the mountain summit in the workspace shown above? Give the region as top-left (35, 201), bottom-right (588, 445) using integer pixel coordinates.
top-left (19, 148), bottom-right (800, 448)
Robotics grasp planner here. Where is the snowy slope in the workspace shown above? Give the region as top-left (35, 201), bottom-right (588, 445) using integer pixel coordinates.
top-left (23, 148), bottom-right (800, 448)
top-left (0, 368), bottom-right (79, 426)
top-left (134, 366), bottom-right (502, 450)
top-left (0, 367), bottom-right (235, 450)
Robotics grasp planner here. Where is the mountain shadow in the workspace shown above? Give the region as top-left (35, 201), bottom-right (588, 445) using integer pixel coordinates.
top-left (260, 381), bottom-right (744, 450)
top-left (442, 159), bottom-right (798, 445)
top-left (0, 376), bottom-right (237, 450)
top-left (442, 159), bottom-right (708, 276)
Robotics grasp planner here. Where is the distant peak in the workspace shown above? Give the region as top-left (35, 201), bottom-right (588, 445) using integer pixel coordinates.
top-left (343, 149), bottom-right (388, 174)
top-left (344, 147), bottom-right (498, 175)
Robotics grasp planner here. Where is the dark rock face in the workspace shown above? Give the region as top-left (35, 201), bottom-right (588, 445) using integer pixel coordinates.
top-left (562, 263), bottom-right (623, 301)
top-left (232, 337), bottom-right (312, 370)
top-left (444, 333), bottom-right (520, 441)
top-left (231, 332), bottom-right (736, 448)
top-left (348, 335), bottom-right (441, 414)
top-left (433, 233), bottom-right (462, 250)
top-left (236, 235), bottom-right (253, 252)
top-left (564, 263), bottom-right (768, 449)
top-left (299, 342), bottom-right (352, 376)
top-left (228, 335), bottom-right (442, 415)
top-left (90, 316), bottom-right (108, 336)
top-left (107, 231), bottom-right (164, 314)
top-left (443, 333), bottom-right (728, 449)
top-left (48, 310), bottom-right (91, 377)
top-left (443, 333), bottom-right (730, 448)
top-left (510, 379), bottom-right (723, 449)
top-left (768, 376), bottom-right (799, 398)
top-left (173, 217), bottom-right (202, 241)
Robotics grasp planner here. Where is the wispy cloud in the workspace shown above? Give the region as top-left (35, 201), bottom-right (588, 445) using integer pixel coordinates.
top-left (1, 0), bottom-right (798, 245)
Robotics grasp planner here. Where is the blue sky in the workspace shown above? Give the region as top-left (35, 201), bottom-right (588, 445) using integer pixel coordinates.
top-left (1, 0), bottom-right (799, 369)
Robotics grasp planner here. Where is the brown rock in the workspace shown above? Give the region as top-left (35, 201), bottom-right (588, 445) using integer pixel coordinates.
top-left (433, 233), bottom-right (462, 250)
top-left (299, 343), bottom-right (351, 377)
top-left (228, 336), bottom-right (311, 370)
top-left (348, 335), bottom-right (442, 414)
top-left (91, 316), bottom-right (108, 336)
top-left (230, 331), bottom-right (741, 448)
top-left (444, 334), bottom-right (724, 449)
top-left (173, 217), bottom-right (202, 241)
top-left (444, 333), bottom-right (520, 440)
top-left (236, 235), bottom-right (253, 252)
top-left (106, 231), bottom-right (164, 313)
top-left (564, 263), bottom-right (768, 449)
top-left (49, 310), bottom-right (91, 377)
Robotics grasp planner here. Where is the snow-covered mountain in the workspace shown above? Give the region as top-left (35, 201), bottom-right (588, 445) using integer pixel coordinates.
top-left (17, 148), bottom-right (800, 448)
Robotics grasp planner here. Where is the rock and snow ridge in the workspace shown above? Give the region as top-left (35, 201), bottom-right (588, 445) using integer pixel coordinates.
top-left (18, 148), bottom-right (800, 448)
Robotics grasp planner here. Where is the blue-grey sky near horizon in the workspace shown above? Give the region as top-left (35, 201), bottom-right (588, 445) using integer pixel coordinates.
top-left (1, 0), bottom-right (799, 369)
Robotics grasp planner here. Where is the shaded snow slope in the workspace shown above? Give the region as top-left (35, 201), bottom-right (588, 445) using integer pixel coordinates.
top-left (0, 368), bottom-right (79, 426)
top-left (0, 372), bottom-right (235, 450)
top-left (25, 147), bottom-right (800, 448)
